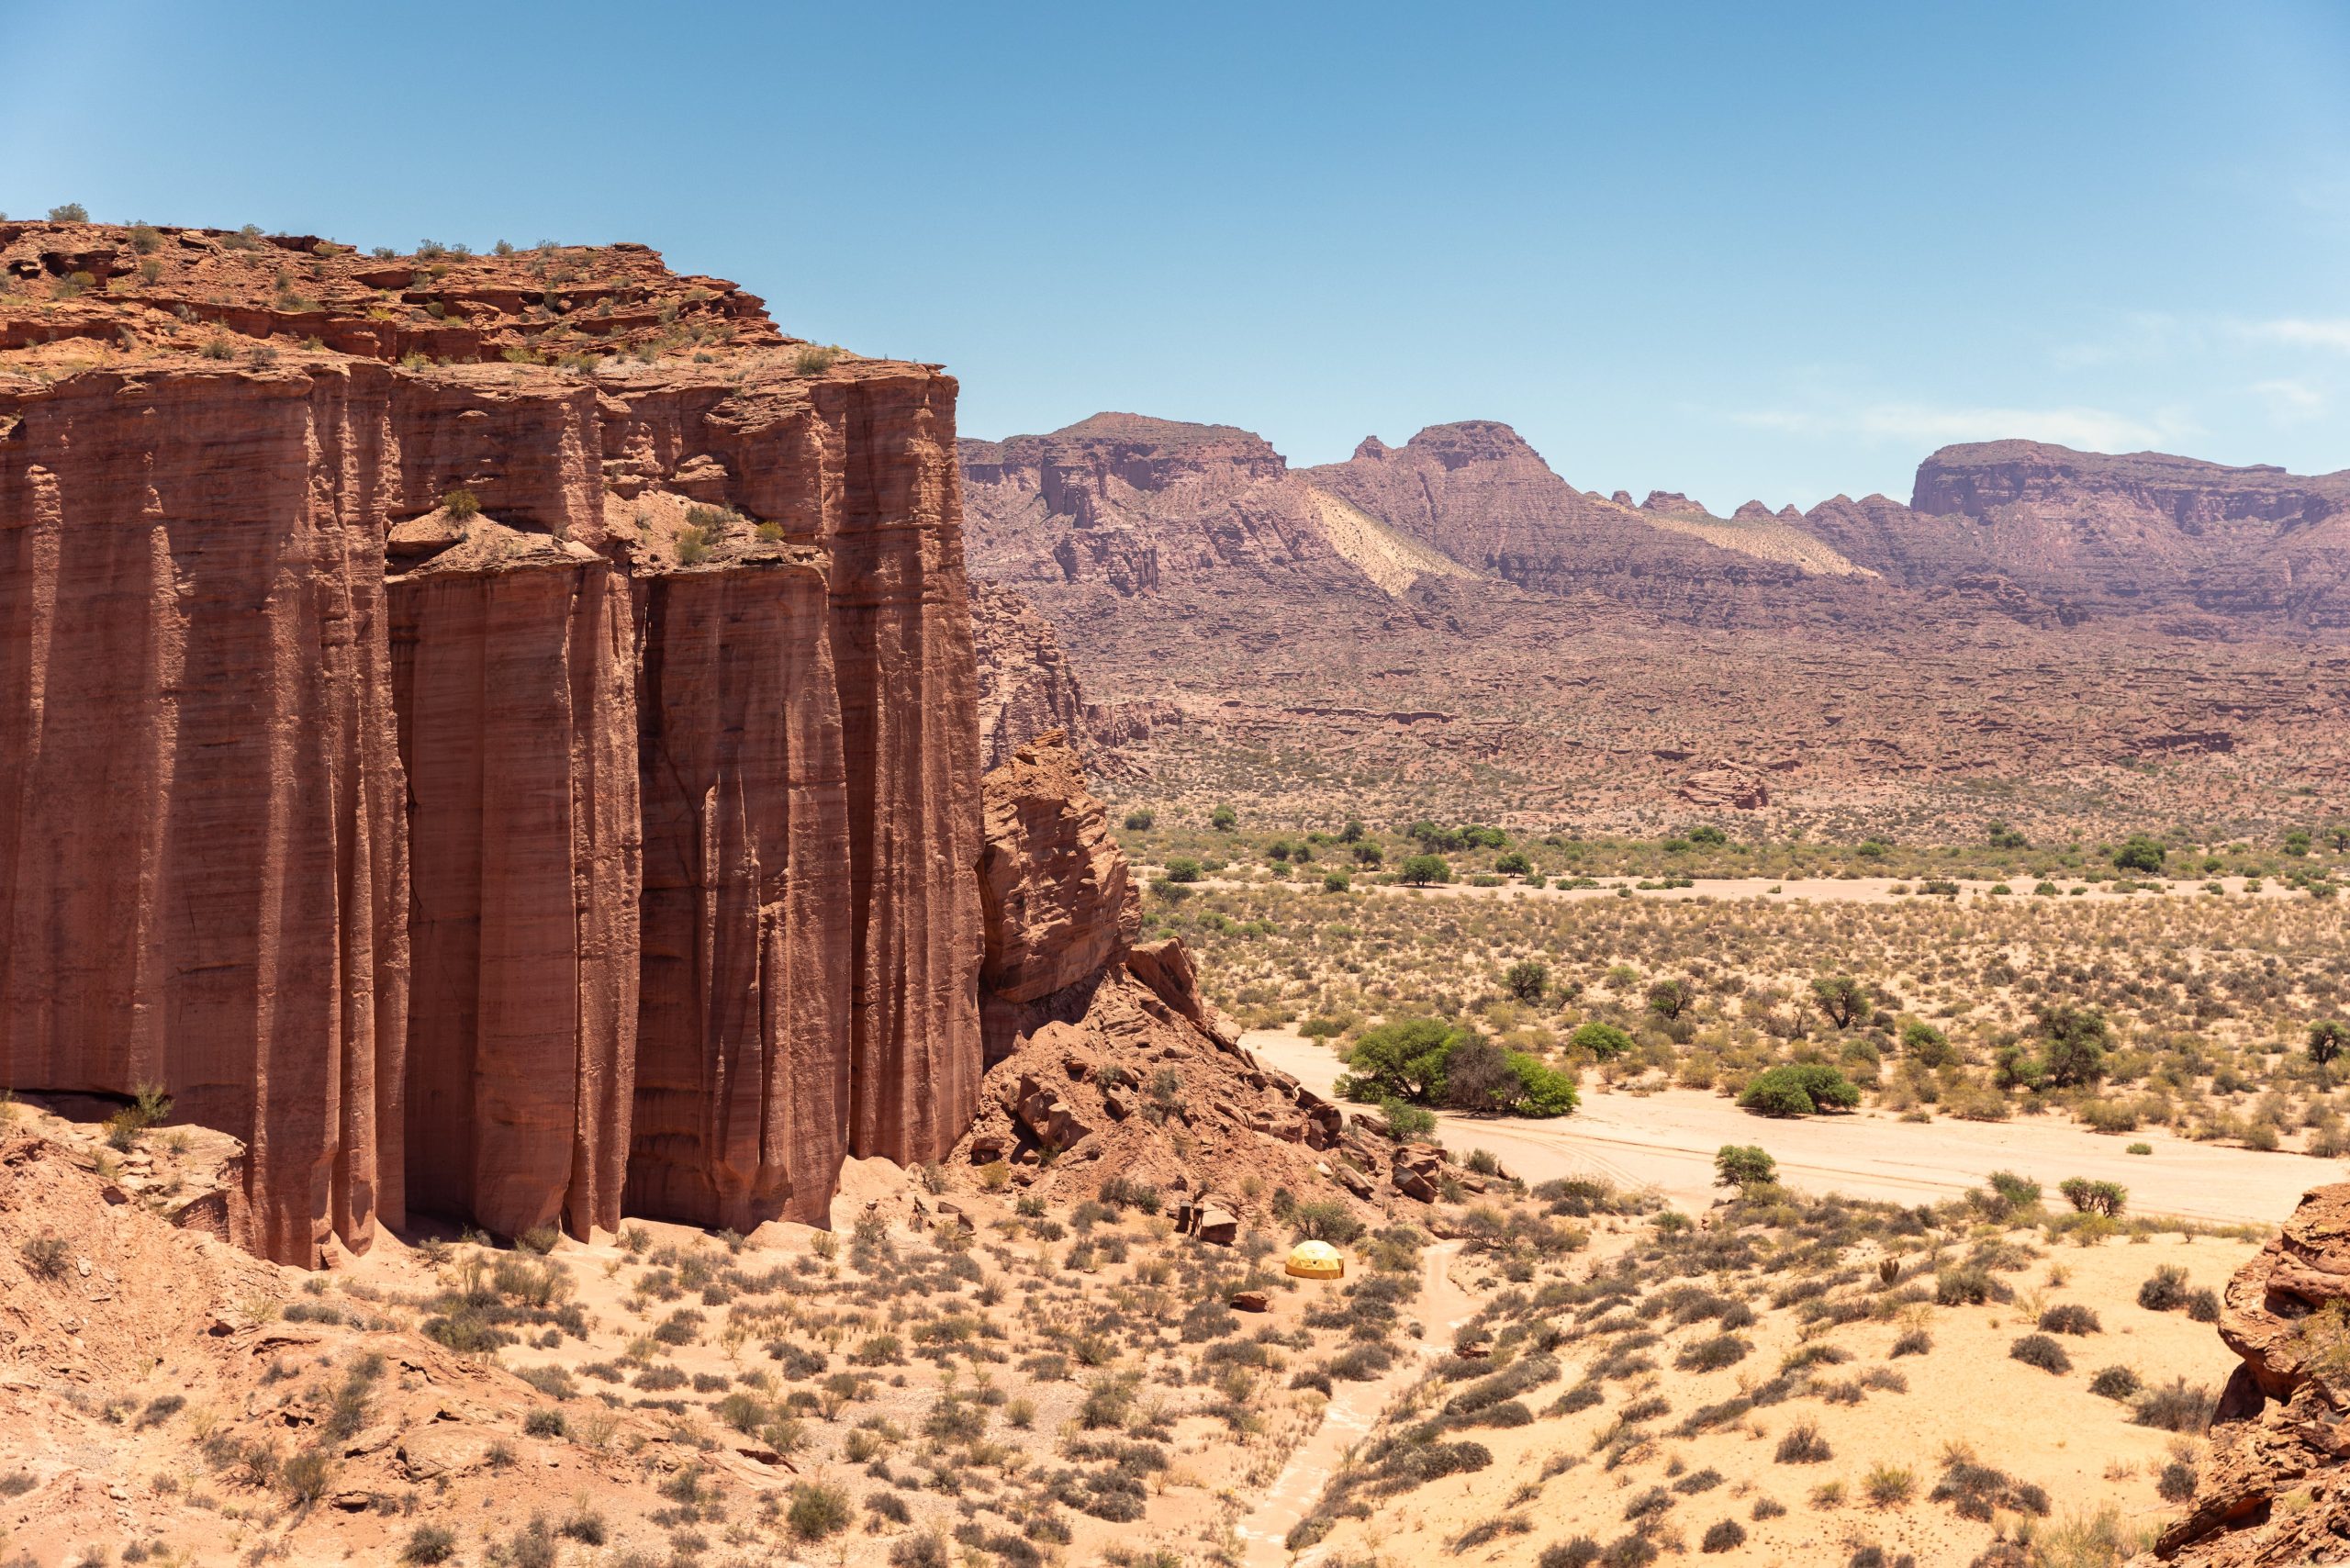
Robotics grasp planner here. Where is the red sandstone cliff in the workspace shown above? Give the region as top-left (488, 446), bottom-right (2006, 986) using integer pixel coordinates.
top-left (0, 221), bottom-right (980, 1262)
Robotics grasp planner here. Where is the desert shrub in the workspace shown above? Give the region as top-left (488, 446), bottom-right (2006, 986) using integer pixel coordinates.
top-left (522, 1408), bottom-right (565, 1438)
top-left (1752, 1497), bottom-right (1787, 1519)
top-left (1539, 1541), bottom-right (1600, 1568)
top-left (1774, 1420), bottom-right (1830, 1463)
top-left (2158, 1459), bottom-right (2198, 1502)
top-left (555, 1506), bottom-right (606, 1544)
top-left (2089, 1365), bottom-right (2142, 1400)
top-left (1675, 1335), bottom-right (1751, 1372)
top-left (279, 1448), bottom-right (333, 1506)
top-left (2188, 1288), bottom-right (2221, 1323)
top-left (1863, 1463), bottom-right (1915, 1506)
top-left (402, 1526), bottom-right (458, 1564)
top-left (2137, 1264), bottom-right (2190, 1312)
top-left (19, 1236), bottom-right (72, 1279)
top-left (1930, 1458), bottom-right (2050, 1520)
top-left (1739, 1064), bottom-right (1860, 1117)
top-left (2038, 1303), bottom-right (2101, 1336)
top-left (788, 1481), bottom-right (853, 1540)
top-left (2132, 1379), bottom-right (2216, 1433)
top-left (2009, 1334), bottom-right (2071, 1374)
top-left (1890, 1328), bottom-right (1931, 1358)
top-left (1935, 1265), bottom-right (2003, 1306)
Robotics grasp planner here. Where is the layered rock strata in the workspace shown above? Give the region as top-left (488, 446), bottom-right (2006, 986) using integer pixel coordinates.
top-left (0, 221), bottom-right (980, 1261)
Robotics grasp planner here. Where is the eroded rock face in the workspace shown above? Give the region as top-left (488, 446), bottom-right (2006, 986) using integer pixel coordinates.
top-left (2148, 1183), bottom-right (2350, 1565)
top-left (978, 731), bottom-right (1137, 1020)
top-left (0, 222), bottom-right (982, 1261)
top-left (969, 579), bottom-right (1101, 771)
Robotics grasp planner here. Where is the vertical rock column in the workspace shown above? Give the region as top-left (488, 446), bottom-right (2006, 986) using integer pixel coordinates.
top-left (827, 375), bottom-right (984, 1166)
top-left (390, 530), bottom-right (640, 1239)
top-left (0, 366), bottom-right (408, 1265)
top-left (627, 553), bottom-right (853, 1229)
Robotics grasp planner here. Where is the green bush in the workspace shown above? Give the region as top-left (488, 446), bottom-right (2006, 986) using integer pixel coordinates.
top-left (1713, 1145), bottom-right (1776, 1189)
top-left (1399, 853), bottom-right (1453, 886)
top-left (1570, 1022), bottom-right (1636, 1060)
top-left (1738, 1064), bottom-right (1859, 1117)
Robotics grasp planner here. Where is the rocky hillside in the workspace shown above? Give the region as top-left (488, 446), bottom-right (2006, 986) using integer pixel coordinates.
top-left (958, 413), bottom-right (2350, 835)
top-left (0, 220), bottom-right (979, 1263)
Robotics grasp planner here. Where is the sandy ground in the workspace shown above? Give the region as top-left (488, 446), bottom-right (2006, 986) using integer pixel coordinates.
top-left (1182, 871), bottom-right (2298, 907)
top-left (1233, 1242), bottom-right (1478, 1568)
top-left (1307, 1229), bottom-right (2255, 1568)
top-left (1247, 1027), bottom-right (2339, 1225)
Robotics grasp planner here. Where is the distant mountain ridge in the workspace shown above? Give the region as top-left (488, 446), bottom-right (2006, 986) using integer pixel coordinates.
top-left (957, 411), bottom-right (2349, 834)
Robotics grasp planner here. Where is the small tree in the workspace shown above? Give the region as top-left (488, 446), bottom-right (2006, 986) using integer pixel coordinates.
top-left (1336, 1019), bottom-right (1464, 1105)
top-left (1647, 978), bottom-right (1695, 1022)
top-left (1440, 1036), bottom-right (1519, 1113)
top-left (2113, 835), bottom-right (2165, 874)
top-left (2036, 1004), bottom-right (2110, 1089)
top-left (1810, 976), bottom-right (1870, 1029)
top-left (1162, 857), bottom-right (1203, 884)
top-left (1900, 1019), bottom-right (1958, 1069)
top-left (2311, 1019), bottom-right (2350, 1070)
top-left (1504, 958), bottom-right (1550, 1002)
top-left (1715, 1145), bottom-right (1777, 1189)
top-left (1338, 818), bottom-right (1364, 843)
top-left (1209, 804), bottom-right (1237, 832)
top-left (1122, 808), bottom-right (1155, 831)
top-left (1399, 853), bottom-right (1452, 887)
top-left (2058, 1177), bottom-right (2127, 1217)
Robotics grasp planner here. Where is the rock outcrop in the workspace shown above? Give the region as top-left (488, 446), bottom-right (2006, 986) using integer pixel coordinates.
top-left (0, 221), bottom-right (981, 1261)
top-left (2146, 1183), bottom-right (2350, 1565)
top-left (978, 732), bottom-right (1137, 1019)
top-left (956, 731), bottom-right (1455, 1225)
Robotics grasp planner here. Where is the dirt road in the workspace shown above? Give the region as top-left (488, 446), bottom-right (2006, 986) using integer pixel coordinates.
top-left (1246, 1028), bottom-right (2334, 1226)
top-left (1232, 1240), bottom-right (1477, 1568)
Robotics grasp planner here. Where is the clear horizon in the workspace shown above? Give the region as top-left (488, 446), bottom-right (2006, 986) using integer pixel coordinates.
top-left (7, 0), bottom-right (2346, 511)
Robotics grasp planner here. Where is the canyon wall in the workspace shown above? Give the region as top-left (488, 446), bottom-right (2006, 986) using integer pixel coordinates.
top-left (0, 222), bottom-right (981, 1262)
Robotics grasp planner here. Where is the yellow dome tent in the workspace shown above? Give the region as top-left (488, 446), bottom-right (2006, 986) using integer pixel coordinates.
top-left (1285, 1239), bottom-right (1345, 1280)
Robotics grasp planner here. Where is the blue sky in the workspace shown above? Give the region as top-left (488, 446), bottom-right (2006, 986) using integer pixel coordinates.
top-left (7, 1), bottom-right (2346, 510)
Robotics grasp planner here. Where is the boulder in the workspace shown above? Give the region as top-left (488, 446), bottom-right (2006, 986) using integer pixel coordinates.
top-left (1229, 1290), bottom-right (1270, 1313)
